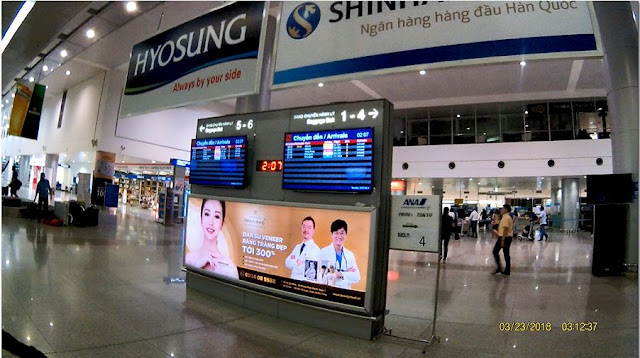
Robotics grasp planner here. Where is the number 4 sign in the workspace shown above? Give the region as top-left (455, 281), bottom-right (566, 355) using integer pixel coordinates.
top-left (389, 195), bottom-right (442, 253)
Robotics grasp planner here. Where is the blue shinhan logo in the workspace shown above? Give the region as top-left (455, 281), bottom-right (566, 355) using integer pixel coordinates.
top-left (287, 3), bottom-right (321, 40)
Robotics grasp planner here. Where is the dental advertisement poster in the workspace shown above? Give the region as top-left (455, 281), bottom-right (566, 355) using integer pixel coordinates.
top-left (184, 196), bottom-right (372, 307)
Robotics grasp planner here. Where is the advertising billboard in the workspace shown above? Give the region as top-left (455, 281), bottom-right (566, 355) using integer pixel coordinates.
top-left (273, 1), bottom-right (601, 88)
top-left (8, 81), bottom-right (46, 140)
top-left (120, 1), bottom-right (267, 117)
top-left (184, 196), bottom-right (373, 307)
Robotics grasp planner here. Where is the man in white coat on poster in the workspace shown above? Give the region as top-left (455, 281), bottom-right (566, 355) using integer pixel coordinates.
top-left (319, 219), bottom-right (360, 289)
top-left (285, 217), bottom-right (321, 280)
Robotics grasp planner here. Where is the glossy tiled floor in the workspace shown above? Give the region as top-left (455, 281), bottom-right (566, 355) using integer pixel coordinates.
top-left (2, 207), bottom-right (637, 357)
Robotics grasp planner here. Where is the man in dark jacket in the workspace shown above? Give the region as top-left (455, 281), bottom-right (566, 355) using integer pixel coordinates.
top-left (441, 207), bottom-right (455, 262)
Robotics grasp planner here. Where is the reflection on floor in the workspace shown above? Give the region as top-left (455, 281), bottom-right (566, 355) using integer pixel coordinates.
top-left (2, 209), bottom-right (637, 357)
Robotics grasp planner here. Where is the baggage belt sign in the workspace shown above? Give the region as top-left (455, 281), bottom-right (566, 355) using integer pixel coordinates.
top-left (390, 195), bottom-right (441, 253)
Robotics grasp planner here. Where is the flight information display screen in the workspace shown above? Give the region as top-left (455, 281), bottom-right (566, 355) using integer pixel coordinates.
top-left (190, 136), bottom-right (247, 187)
top-left (283, 128), bottom-right (373, 192)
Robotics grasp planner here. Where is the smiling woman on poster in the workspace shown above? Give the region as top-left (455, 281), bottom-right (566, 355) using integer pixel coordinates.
top-left (185, 199), bottom-right (239, 279)
top-left (319, 219), bottom-right (360, 289)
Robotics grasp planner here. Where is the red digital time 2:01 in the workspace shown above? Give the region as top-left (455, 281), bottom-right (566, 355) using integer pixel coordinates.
top-left (256, 160), bottom-right (283, 172)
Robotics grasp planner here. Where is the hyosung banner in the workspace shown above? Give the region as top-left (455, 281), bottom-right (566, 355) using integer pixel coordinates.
top-left (273, 1), bottom-right (601, 88)
top-left (120, 1), bottom-right (267, 117)
top-left (184, 196), bottom-right (373, 307)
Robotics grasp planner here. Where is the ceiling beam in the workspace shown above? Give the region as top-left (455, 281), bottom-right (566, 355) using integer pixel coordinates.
top-left (351, 80), bottom-right (382, 99)
top-left (72, 57), bottom-right (110, 71)
top-left (566, 60), bottom-right (584, 92)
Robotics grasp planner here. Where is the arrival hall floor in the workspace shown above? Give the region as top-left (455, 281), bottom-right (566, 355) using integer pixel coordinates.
top-left (1, 207), bottom-right (637, 357)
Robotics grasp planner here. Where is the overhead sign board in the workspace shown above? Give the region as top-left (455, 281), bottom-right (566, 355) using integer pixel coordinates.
top-left (390, 195), bottom-right (441, 253)
top-left (120, 1), bottom-right (268, 117)
top-left (171, 159), bottom-right (191, 167)
top-left (115, 164), bottom-right (174, 172)
top-left (197, 101), bottom-right (385, 137)
top-left (273, 1), bottom-right (601, 88)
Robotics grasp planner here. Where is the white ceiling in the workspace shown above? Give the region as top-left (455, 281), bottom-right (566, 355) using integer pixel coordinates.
top-left (2, 1), bottom-right (608, 113)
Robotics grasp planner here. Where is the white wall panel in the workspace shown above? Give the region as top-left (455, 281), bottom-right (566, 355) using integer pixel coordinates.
top-left (393, 140), bottom-right (613, 178)
top-left (98, 66), bottom-right (231, 162)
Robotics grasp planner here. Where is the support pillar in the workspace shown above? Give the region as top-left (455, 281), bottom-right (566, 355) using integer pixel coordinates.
top-left (551, 186), bottom-right (561, 216)
top-left (18, 155), bottom-right (30, 193)
top-left (234, 15), bottom-right (276, 114)
top-left (91, 151), bottom-right (116, 206)
top-left (594, 2), bottom-right (639, 266)
top-left (44, 154), bottom-right (59, 197)
top-left (561, 178), bottom-right (580, 232)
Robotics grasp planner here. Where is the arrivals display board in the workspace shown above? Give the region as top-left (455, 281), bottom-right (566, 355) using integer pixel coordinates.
top-left (283, 128), bottom-right (373, 192)
top-left (184, 196), bottom-right (374, 307)
top-left (273, 1), bottom-right (601, 88)
top-left (120, 1), bottom-right (267, 117)
top-left (190, 136), bottom-right (247, 187)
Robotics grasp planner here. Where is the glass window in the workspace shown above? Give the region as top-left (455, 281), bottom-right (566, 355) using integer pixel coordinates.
top-left (596, 100), bottom-right (610, 138)
top-left (409, 121), bottom-right (429, 145)
top-left (476, 103), bottom-right (501, 143)
top-left (572, 100), bottom-right (597, 140)
top-left (500, 102), bottom-right (524, 142)
top-left (392, 110), bottom-right (407, 145)
top-left (452, 105), bottom-right (475, 144)
top-left (405, 108), bottom-right (429, 146)
top-left (549, 102), bottom-right (573, 141)
top-left (524, 103), bottom-right (549, 141)
top-left (429, 107), bottom-right (452, 145)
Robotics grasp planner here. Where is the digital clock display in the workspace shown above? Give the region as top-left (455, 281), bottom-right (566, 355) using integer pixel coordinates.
top-left (257, 160), bottom-right (283, 172)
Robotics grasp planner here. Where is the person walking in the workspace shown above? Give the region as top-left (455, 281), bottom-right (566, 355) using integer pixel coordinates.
top-left (538, 206), bottom-right (549, 241)
top-left (469, 207), bottom-right (479, 238)
top-left (441, 207), bottom-right (455, 262)
top-left (492, 204), bottom-right (514, 275)
top-left (9, 165), bottom-right (21, 197)
top-left (33, 173), bottom-right (53, 221)
top-left (452, 208), bottom-right (461, 240)
top-left (491, 209), bottom-right (501, 238)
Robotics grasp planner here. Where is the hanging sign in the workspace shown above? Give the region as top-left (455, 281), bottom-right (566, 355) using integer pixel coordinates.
top-left (273, 1), bottom-right (600, 88)
top-left (120, 1), bottom-right (268, 117)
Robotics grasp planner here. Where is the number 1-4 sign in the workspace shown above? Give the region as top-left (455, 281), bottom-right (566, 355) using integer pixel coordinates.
top-left (389, 195), bottom-right (442, 253)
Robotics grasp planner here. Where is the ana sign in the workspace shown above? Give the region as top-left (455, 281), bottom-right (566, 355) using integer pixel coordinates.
top-left (273, 1), bottom-right (601, 88)
top-left (389, 195), bottom-right (442, 253)
top-left (120, 1), bottom-right (267, 117)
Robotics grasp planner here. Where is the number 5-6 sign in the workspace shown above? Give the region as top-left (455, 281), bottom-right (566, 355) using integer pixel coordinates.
top-left (389, 195), bottom-right (442, 253)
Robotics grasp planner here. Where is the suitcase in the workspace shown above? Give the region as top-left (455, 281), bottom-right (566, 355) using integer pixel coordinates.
top-left (20, 202), bottom-right (39, 219)
top-left (69, 201), bottom-right (86, 226)
top-left (84, 207), bottom-right (99, 226)
top-left (462, 220), bottom-right (470, 236)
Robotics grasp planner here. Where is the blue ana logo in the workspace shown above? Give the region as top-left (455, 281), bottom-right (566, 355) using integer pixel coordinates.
top-left (287, 3), bottom-right (321, 39)
top-left (403, 199), bottom-right (427, 206)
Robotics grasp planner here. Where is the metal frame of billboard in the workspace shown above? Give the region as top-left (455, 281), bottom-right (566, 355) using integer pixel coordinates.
top-left (184, 193), bottom-right (378, 315)
top-left (186, 99), bottom-right (394, 339)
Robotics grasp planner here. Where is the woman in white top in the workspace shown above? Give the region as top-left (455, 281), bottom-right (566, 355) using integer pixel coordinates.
top-left (185, 199), bottom-right (239, 279)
